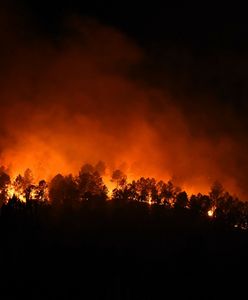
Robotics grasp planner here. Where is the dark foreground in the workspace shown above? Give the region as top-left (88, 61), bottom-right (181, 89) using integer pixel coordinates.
top-left (0, 201), bottom-right (247, 299)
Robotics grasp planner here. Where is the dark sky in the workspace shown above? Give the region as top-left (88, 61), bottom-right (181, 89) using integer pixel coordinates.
top-left (18, 1), bottom-right (248, 102)
top-left (19, 1), bottom-right (248, 50)
top-left (14, 1), bottom-right (248, 96)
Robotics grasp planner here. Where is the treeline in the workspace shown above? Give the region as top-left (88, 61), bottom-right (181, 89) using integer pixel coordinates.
top-left (0, 164), bottom-right (248, 299)
top-left (0, 163), bottom-right (247, 230)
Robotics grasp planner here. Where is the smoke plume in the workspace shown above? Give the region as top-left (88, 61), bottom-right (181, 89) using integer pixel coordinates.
top-left (0, 5), bottom-right (248, 198)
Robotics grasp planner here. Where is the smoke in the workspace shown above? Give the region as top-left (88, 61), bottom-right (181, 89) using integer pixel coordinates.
top-left (0, 6), bottom-right (248, 198)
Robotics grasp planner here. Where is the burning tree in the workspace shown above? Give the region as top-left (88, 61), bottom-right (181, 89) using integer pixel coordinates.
top-left (77, 164), bottom-right (108, 204)
top-left (0, 168), bottom-right (11, 206)
top-left (111, 169), bottom-right (127, 189)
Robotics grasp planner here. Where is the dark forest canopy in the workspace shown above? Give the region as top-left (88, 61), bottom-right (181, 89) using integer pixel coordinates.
top-left (0, 163), bottom-right (247, 231)
top-left (1, 163), bottom-right (248, 299)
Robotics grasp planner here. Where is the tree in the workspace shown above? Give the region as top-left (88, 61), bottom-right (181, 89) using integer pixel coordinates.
top-left (63, 175), bottom-right (80, 207)
top-left (209, 181), bottom-right (225, 206)
top-left (158, 181), bottom-right (181, 207)
top-left (189, 194), bottom-right (212, 216)
top-left (12, 174), bottom-right (26, 201)
top-left (13, 174), bottom-right (24, 192)
top-left (156, 180), bottom-right (167, 205)
top-left (49, 174), bottom-right (66, 206)
top-left (0, 169), bottom-right (10, 206)
top-left (134, 177), bottom-right (157, 204)
top-left (111, 169), bottom-right (127, 189)
top-left (80, 163), bottom-right (95, 174)
top-left (49, 174), bottom-right (80, 207)
top-left (214, 193), bottom-right (244, 228)
top-left (35, 180), bottom-right (48, 202)
top-left (24, 184), bottom-right (36, 202)
top-left (112, 186), bottom-right (129, 203)
top-left (174, 191), bottom-right (188, 209)
top-left (77, 167), bottom-right (108, 204)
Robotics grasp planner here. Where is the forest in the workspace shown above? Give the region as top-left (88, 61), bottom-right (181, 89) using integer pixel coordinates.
top-left (0, 163), bottom-right (248, 299)
top-left (0, 163), bottom-right (247, 230)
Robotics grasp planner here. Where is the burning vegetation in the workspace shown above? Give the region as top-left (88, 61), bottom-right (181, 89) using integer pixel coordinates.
top-left (1, 163), bottom-right (247, 230)
top-left (0, 3), bottom-right (248, 299)
top-left (0, 10), bottom-right (247, 202)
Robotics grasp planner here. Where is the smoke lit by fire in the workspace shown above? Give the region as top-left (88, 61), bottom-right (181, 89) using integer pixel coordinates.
top-left (0, 5), bottom-right (247, 200)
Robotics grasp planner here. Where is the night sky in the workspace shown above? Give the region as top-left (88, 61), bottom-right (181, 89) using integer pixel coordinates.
top-left (21, 2), bottom-right (248, 50)
top-left (18, 1), bottom-right (248, 116)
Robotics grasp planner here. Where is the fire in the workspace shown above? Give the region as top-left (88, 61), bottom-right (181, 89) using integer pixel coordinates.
top-left (0, 18), bottom-right (244, 200)
top-left (30, 188), bottom-right (36, 199)
top-left (6, 184), bottom-right (26, 203)
top-left (148, 195), bottom-right (152, 205)
top-left (207, 208), bottom-right (215, 217)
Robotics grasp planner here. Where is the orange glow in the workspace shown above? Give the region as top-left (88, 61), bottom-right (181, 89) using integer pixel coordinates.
top-left (148, 195), bottom-right (152, 205)
top-left (0, 18), bottom-right (245, 200)
top-left (207, 208), bottom-right (215, 217)
top-left (6, 184), bottom-right (26, 203)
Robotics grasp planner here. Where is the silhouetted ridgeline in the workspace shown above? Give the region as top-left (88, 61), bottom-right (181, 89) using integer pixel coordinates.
top-left (0, 164), bottom-right (248, 299)
top-left (0, 163), bottom-right (248, 229)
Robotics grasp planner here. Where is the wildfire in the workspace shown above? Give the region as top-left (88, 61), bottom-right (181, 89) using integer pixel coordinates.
top-left (207, 208), bottom-right (215, 217)
top-left (6, 184), bottom-right (26, 203)
top-left (0, 164), bottom-right (235, 227)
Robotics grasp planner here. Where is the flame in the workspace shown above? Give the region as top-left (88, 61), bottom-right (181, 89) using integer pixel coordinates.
top-left (148, 195), bottom-right (152, 205)
top-left (6, 184), bottom-right (26, 203)
top-left (207, 207), bottom-right (215, 217)
top-left (30, 189), bottom-right (36, 199)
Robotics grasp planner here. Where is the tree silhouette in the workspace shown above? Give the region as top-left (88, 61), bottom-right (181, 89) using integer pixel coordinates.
top-left (49, 174), bottom-right (66, 206)
top-left (174, 191), bottom-right (188, 209)
top-left (0, 162), bottom-right (246, 233)
top-left (209, 181), bottom-right (225, 207)
top-left (111, 169), bottom-right (127, 189)
top-left (35, 180), bottom-right (48, 202)
top-left (158, 180), bottom-right (181, 207)
top-left (0, 169), bottom-right (10, 206)
top-left (213, 192), bottom-right (245, 228)
top-left (24, 184), bottom-right (36, 202)
top-left (13, 174), bottom-right (24, 194)
top-left (63, 175), bottom-right (80, 208)
top-left (189, 193), bottom-right (212, 216)
top-left (134, 177), bottom-right (157, 203)
top-left (77, 166), bottom-right (108, 205)
top-left (49, 173), bottom-right (80, 207)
